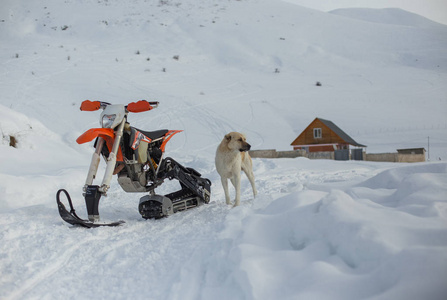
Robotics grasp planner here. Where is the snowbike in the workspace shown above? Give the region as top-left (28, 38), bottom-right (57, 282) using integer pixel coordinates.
top-left (56, 100), bottom-right (211, 228)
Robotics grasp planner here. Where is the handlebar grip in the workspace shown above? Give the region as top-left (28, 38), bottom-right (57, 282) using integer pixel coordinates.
top-left (148, 101), bottom-right (159, 108)
top-left (127, 100), bottom-right (157, 113)
top-left (80, 100), bottom-right (101, 111)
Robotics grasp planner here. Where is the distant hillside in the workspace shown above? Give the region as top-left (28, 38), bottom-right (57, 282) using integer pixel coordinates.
top-left (329, 7), bottom-right (446, 28)
top-left (1, 0), bottom-right (446, 158)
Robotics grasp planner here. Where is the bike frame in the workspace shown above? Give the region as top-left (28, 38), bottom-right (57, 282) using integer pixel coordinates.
top-left (76, 100), bottom-right (157, 221)
top-left (56, 99), bottom-right (211, 226)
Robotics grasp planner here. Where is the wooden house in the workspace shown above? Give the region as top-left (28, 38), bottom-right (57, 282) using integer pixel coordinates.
top-left (291, 118), bottom-right (366, 153)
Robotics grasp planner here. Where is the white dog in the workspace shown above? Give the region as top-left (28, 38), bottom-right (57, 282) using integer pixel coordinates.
top-left (215, 132), bottom-right (257, 206)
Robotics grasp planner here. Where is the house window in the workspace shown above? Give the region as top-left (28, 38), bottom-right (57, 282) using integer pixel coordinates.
top-left (313, 128), bottom-right (322, 139)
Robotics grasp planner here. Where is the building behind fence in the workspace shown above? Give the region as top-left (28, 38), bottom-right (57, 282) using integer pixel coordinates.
top-left (249, 148), bottom-right (426, 163)
top-left (283, 117), bottom-right (425, 162)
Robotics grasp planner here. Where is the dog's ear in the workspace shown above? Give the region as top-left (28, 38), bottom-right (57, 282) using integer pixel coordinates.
top-left (225, 134), bottom-right (231, 141)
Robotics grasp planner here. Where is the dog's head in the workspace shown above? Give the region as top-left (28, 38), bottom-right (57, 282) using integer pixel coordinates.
top-left (224, 132), bottom-right (251, 152)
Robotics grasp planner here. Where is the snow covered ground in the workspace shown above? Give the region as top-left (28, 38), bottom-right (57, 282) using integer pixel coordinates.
top-left (1, 0), bottom-right (446, 299)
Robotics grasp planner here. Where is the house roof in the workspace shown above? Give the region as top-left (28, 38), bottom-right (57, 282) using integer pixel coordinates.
top-left (397, 148), bottom-right (426, 154)
top-left (291, 117), bottom-right (366, 148)
top-left (317, 118), bottom-right (366, 147)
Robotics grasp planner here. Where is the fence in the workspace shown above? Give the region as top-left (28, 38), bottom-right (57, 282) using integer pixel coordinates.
top-left (249, 149), bottom-right (332, 160)
top-left (249, 149), bottom-right (425, 162)
top-left (365, 153), bottom-right (426, 163)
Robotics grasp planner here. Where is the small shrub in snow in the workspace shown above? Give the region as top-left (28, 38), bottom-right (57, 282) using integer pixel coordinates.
top-left (9, 135), bottom-right (17, 148)
top-left (1, 128), bottom-right (18, 148)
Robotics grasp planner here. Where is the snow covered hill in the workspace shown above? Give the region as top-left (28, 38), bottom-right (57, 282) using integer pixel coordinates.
top-left (1, 0), bottom-right (447, 157)
top-left (329, 7), bottom-right (447, 28)
top-left (1, 0), bottom-right (446, 299)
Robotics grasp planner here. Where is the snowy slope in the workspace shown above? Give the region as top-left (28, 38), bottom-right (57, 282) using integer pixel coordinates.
top-left (1, 0), bottom-right (447, 156)
top-left (1, 0), bottom-right (447, 299)
top-left (329, 7), bottom-right (446, 28)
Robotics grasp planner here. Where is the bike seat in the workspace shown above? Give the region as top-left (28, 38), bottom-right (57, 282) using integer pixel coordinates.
top-left (133, 128), bottom-right (169, 141)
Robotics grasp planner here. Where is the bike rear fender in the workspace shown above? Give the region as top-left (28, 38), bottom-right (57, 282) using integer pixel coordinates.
top-left (160, 130), bottom-right (183, 152)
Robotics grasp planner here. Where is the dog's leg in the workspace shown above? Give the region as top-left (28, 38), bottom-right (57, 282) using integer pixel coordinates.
top-left (232, 173), bottom-right (241, 206)
top-left (245, 169), bottom-right (257, 198)
top-left (221, 177), bottom-right (231, 205)
top-left (242, 157), bottom-right (257, 198)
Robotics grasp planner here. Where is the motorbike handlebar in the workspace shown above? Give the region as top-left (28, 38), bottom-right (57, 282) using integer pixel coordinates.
top-left (80, 100), bottom-right (100, 111)
top-left (80, 100), bottom-right (159, 112)
top-left (127, 100), bottom-right (158, 113)
top-left (80, 100), bottom-right (111, 111)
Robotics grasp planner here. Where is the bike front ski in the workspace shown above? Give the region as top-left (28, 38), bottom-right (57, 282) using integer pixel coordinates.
top-left (56, 189), bottom-right (124, 228)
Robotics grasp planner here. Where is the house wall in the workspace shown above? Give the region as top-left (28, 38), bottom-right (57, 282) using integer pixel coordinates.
top-left (291, 119), bottom-right (347, 146)
top-left (295, 145), bottom-right (335, 152)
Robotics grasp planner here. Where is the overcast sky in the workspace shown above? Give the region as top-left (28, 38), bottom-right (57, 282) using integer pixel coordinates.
top-left (284, 0), bottom-right (447, 25)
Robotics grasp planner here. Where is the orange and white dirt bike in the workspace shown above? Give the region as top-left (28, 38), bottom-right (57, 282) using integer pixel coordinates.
top-left (56, 100), bottom-right (211, 228)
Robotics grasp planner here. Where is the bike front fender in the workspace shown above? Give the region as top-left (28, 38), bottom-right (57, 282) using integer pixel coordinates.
top-left (77, 128), bottom-right (123, 162)
top-left (77, 128), bottom-right (115, 144)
